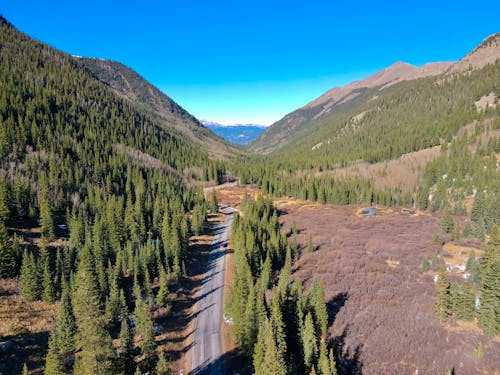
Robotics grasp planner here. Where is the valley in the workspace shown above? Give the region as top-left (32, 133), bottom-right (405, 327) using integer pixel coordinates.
top-left (0, 11), bottom-right (499, 375)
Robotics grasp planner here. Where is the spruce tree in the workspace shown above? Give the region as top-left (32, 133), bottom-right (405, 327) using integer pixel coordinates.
top-left (436, 267), bottom-right (451, 322)
top-left (134, 297), bottom-right (156, 373)
top-left (73, 245), bottom-right (117, 375)
top-left (156, 266), bottom-right (170, 308)
top-left (40, 244), bottom-right (55, 303)
top-left (19, 248), bottom-right (40, 301)
top-left (440, 209), bottom-right (453, 234)
top-left (253, 325), bottom-right (266, 375)
top-left (307, 234), bottom-right (314, 253)
top-left (22, 363), bottom-right (28, 375)
top-left (262, 323), bottom-right (287, 375)
top-left (44, 329), bottom-right (66, 375)
top-left (38, 172), bottom-right (55, 241)
top-left (156, 349), bottom-right (169, 375)
top-left (119, 317), bottom-right (135, 375)
top-left (0, 221), bottom-right (16, 277)
top-left (57, 283), bottom-right (76, 353)
top-left (310, 278), bottom-right (328, 337)
top-left (302, 312), bottom-right (318, 371)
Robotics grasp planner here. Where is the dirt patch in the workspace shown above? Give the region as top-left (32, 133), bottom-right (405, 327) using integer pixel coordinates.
top-left (0, 285), bottom-right (58, 374)
top-left (281, 204), bottom-right (500, 375)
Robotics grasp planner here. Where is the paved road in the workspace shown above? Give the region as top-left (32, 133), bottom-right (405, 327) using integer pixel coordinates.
top-left (191, 206), bottom-right (235, 374)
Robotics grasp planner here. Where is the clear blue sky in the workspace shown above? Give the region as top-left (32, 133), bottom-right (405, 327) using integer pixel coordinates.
top-left (2, 1), bottom-right (499, 125)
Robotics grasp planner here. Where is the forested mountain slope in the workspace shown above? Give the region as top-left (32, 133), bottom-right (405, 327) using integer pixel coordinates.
top-left (250, 33), bottom-right (500, 156)
top-left (0, 16), bottom-right (224, 374)
top-left (249, 61), bottom-right (452, 154)
top-left (79, 58), bottom-right (241, 159)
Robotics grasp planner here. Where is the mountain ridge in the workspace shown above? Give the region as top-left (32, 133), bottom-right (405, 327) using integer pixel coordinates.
top-left (78, 57), bottom-right (241, 159)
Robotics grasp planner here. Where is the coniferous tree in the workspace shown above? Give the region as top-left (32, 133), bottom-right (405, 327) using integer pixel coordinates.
top-left (436, 267), bottom-right (451, 322)
top-left (441, 209), bottom-right (454, 234)
top-left (262, 323), bottom-right (287, 375)
top-left (40, 244), bottom-right (55, 303)
top-left (156, 349), bottom-right (169, 375)
top-left (19, 248), bottom-right (40, 301)
top-left (310, 278), bottom-right (328, 338)
top-left (307, 234), bottom-right (314, 253)
top-left (157, 266), bottom-right (170, 308)
top-left (38, 172), bottom-right (55, 241)
top-left (22, 363), bottom-right (28, 375)
top-left (119, 317), bottom-right (135, 375)
top-left (0, 221), bottom-right (16, 277)
top-left (57, 283), bottom-right (76, 353)
top-left (44, 329), bottom-right (66, 375)
top-left (73, 245), bottom-right (117, 375)
top-left (134, 297), bottom-right (156, 373)
top-left (302, 312), bottom-right (318, 371)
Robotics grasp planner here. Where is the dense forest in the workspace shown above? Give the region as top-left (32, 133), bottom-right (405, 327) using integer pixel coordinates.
top-left (227, 196), bottom-right (336, 374)
top-left (0, 15), bottom-right (223, 374)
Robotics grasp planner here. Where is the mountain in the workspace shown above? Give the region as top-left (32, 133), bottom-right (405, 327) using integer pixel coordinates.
top-left (201, 121), bottom-right (266, 145)
top-left (448, 32), bottom-right (500, 74)
top-left (249, 61), bottom-right (453, 154)
top-left (78, 58), bottom-right (241, 159)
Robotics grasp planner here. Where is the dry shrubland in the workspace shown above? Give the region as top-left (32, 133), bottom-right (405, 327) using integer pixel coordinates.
top-left (280, 203), bottom-right (499, 375)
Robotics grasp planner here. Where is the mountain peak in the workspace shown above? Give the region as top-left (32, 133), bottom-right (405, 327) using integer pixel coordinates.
top-left (448, 32), bottom-right (500, 74)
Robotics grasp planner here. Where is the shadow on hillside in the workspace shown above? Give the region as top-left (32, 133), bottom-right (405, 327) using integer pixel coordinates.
top-left (0, 330), bottom-right (49, 375)
top-left (326, 293), bottom-right (363, 375)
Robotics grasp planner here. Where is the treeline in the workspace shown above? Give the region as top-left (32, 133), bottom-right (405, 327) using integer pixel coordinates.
top-left (435, 225), bottom-right (500, 336)
top-left (417, 124), bottom-right (500, 237)
top-left (226, 196), bottom-right (336, 374)
top-left (235, 165), bottom-right (413, 207)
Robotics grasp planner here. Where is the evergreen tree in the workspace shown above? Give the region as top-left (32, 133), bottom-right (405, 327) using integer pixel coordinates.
top-left (57, 283), bottom-right (76, 353)
top-left (253, 325), bottom-right (266, 375)
top-left (22, 363), bottom-right (28, 375)
top-left (73, 245), bottom-right (117, 375)
top-left (134, 297), bottom-right (156, 373)
top-left (307, 234), bottom-right (314, 253)
top-left (38, 172), bottom-right (55, 241)
top-left (210, 191), bottom-right (218, 213)
top-left (302, 312), bottom-right (318, 371)
top-left (119, 317), bottom-right (135, 375)
top-left (310, 278), bottom-right (328, 338)
top-left (441, 209), bottom-right (454, 234)
top-left (0, 221), bottom-right (16, 277)
top-left (262, 324), bottom-right (286, 375)
top-left (19, 248), bottom-right (40, 301)
top-left (436, 267), bottom-right (451, 322)
top-left (44, 329), bottom-right (66, 375)
top-left (157, 267), bottom-right (170, 308)
top-left (40, 244), bottom-right (55, 303)
top-left (156, 349), bottom-right (169, 375)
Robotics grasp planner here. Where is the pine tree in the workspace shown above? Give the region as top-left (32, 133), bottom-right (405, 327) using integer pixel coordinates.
top-left (210, 191), bottom-right (218, 213)
top-left (310, 278), bottom-right (328, 338)
top-left (22, 363), bottom-right (28, 375)
top-left (57, 283), bottom-right (76, 353)
top-left (307, 234), bottom-right (314, 253)
top-left (73, 245), bottom-right (117, 375)
top-left (253, 325), bottom-right (266, 374)
top-left (119, 317), bottom-right (135, 375)
top-left (134, 297), bottom-right (156, 373)
top-left (19, 248), bottom-right (40, 301)
top-left (441, 209), bottom-right (453, 234)
top-left (318, 339), bottom-right (333, 375)
top-left (40, 243), bottom-right (55, 303)
top-left (302, 312), bottom-right (318, 371)
top-left (242, 281), bottom-right (258, 355)
top-left (471, 191), bottom-right (485, 223)
top-left (38, 172), bottom-right (55, 241)
top-left (44, 329), bottom-right (65, 375)
top-left (436, 267), bottom-right (451, 322)
top-left (157, 266), bottom-right (170, 308)
top-left (262, 324), bottom-right (287, 375)
top-left (0, 221), bottom-right (16, 277)
top-left (156, 349), bottom-right (169, 375)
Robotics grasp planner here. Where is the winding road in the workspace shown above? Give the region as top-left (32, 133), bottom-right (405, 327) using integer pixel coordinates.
top-left (191, 205), bottom-right (235, 374)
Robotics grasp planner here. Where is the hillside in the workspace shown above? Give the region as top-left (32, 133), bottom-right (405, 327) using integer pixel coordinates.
top-left (0, 16), bottom-right (225, 374)
top-left (78, 58), bottom-right (241, 159)
top-left (249, 61), bottom-right (453, 154)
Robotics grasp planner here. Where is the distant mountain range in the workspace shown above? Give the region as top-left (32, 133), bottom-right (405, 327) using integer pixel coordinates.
top-left (201, 121), bottom-right (267, 145)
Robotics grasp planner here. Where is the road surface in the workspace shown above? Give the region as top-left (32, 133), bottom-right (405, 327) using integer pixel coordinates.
top-left (191, 206), bottom-right (235, 374)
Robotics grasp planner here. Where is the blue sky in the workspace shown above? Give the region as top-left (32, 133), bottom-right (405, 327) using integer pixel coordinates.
top-left (2, 1), bottom-right (499, 125)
